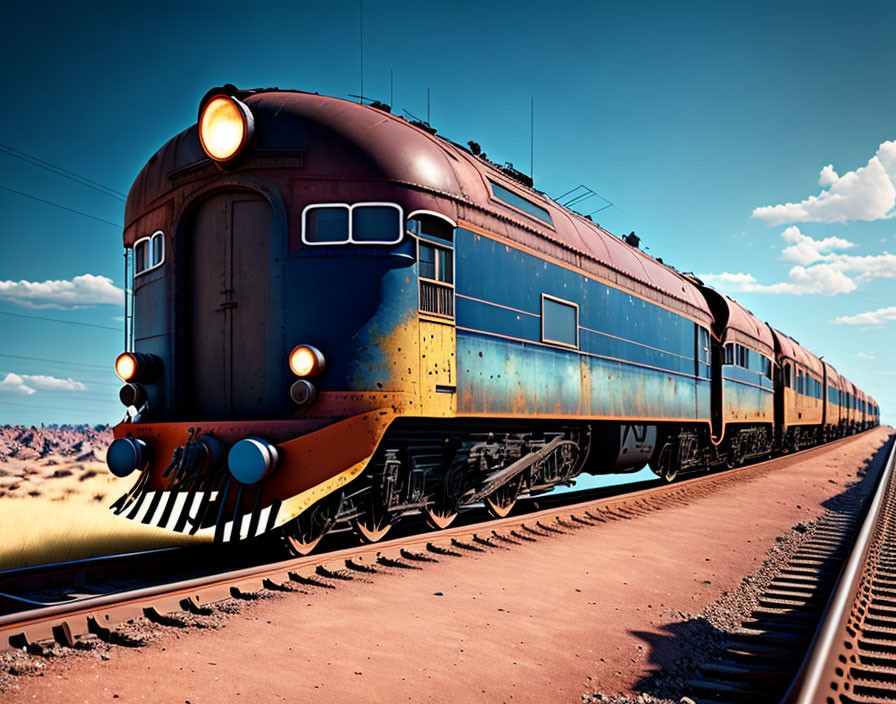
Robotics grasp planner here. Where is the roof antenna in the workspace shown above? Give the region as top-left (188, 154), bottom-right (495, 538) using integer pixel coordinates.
top-left (530, 96), bottom-right (534, 183)
top-left (359, 0), bottom-right (364, 104)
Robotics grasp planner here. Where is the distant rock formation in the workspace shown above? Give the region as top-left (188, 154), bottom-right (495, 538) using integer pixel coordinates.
top-left (0, 425), bottom-right (113, 464)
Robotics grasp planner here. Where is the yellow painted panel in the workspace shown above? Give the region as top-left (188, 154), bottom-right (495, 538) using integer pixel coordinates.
top-left (419, 318), bottom-right (457, 416)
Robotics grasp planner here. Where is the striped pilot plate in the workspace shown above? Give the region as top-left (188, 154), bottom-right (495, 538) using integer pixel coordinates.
top-left (115, 490), bottom-right (220, 534)
top-left (111, 489), bottom-right (281, 541)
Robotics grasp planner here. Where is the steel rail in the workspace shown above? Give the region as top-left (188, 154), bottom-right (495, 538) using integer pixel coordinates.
top-left (782, 433), bottom-right (896, 703)
top-left (0, 430), bottom-right (878, 656)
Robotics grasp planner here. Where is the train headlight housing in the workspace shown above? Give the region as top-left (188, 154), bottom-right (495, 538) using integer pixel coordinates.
top-left (107, 437), bottom-right (150, 478)
top-left (290, 379), bottom-right (317, 405)
top-left (114, 352), bottom-right (160, 383)
top-left (115, 353), bottom-right (137, 382)
top-left (119, 383), bottom-right (147, 409)
top-left (228, 437), bottom-right (280, 485)
top-left (289, 345), bottom-right (326, 378)
top-left (198, 95), bottom-right (254, 163)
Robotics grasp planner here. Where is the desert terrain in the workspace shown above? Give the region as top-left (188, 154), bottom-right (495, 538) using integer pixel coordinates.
top-left (0, 425), bottom-right (205, 570)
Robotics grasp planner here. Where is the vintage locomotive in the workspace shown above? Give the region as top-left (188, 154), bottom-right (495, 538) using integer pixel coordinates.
top-left (106, 86), bottom-right (879, 554)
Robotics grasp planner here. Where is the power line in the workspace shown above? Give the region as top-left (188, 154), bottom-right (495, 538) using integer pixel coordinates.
top-left (0, 311), bottom-right (120, 331)
top-left (0, 144), bottom-right (126, 201)
top-left (0, 185), bottom-right (122, 228)
top-left (0, 353), bottom-right (109, 370)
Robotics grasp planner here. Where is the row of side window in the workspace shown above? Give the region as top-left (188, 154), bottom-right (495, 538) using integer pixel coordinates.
top-left (784, 363), bottom-right (822, 398)
top-left (724, 343), bottom-right (773, 379)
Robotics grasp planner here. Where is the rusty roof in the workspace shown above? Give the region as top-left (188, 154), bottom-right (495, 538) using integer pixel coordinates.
top-left (823, 361), bottom-right (842, 390)
top-left (124, 90), bottom-right (711, 319)
top-left (770, 328), bottom-right (824, 377)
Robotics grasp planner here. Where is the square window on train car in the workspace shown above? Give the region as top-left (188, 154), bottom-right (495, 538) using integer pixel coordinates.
top-left (303, 206), bottom-right (349, 243)
top-left (134, 240), bottom-right (147, 274)
top-left (418, 243), bottom-right (436, 280)
top-left (151, 233), bottom-right (164, 267)
top-left (542, 295), bottom-right (578, 348)
top-left (351, 204), bottom-right (402, 243)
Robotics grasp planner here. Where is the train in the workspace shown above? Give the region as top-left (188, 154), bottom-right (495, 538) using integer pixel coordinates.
top-left (105, 85), bottom-right (880, 554)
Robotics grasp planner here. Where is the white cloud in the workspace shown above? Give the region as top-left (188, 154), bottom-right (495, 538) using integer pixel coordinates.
top-left (0, 372), bottom-right (87, 394)
top-left (21, 375), bottom-right (87, 392)
top-left (818, 164), bottom-right (839, 188)
top-left (858, 352), bottom-right (876, 360)
top-left (0, 274), bottom-right (124, 309)
top-left (701, 266), bottom-right (856, 296)
top-left (779, 225), bottom-right (855, 265)
top-left (701, 228), bottom-right (896, 296)
top-left (0, 373), bottom-right (36, 395)
top-left (752, 140), bottom-right (896, 225)
top-left (833, 306), bottom-right (896, 327)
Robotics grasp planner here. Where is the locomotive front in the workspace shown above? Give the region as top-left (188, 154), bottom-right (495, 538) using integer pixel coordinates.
top-left (107, 87), bottom-right (460, 551)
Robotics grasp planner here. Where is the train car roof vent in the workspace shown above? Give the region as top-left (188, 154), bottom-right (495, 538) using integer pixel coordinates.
top-left (498, 162), bottom-right (534, 188)
top-left (623, 231), bottom-right (640, 248)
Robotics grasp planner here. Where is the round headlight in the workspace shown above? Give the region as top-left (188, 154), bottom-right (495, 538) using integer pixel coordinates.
top-left (107, 437), bottom-right (150, 478)
top-left (114, 352), bottom-right (160, 383)
top-left (198, 95), bottom-right (254, 163)
top-left (290, 379), bottom-right (317, 405)
top-left (115, 353), bottom-right (138, 382)
top-left (119, 383), bottom-right (147, 408)
top-left (289, 345), bottom-right (326, 377)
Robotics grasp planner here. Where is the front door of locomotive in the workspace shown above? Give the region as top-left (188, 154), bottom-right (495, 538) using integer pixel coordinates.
top-left (183, 191), bottom-right (285, 420)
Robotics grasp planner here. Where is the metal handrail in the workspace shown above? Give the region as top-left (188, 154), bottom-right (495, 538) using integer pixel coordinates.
top-left (782, 433), bottom-right (896, 703)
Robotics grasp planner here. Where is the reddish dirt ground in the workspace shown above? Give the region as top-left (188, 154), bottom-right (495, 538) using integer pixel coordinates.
top-left (5, 428), bottom-right (892, 704)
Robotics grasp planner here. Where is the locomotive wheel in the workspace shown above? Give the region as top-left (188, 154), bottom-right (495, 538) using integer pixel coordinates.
top-left (424, 504), bottom-right (459, 530)
top-left (425, 465), bottom-right (463, 530)
top-left (657, 443), bottom-right (678, 482)
top-left (280, 495), bottom-right (337, 556)
top-left (353, 505), bottom-right (393, 543)
top-left (484, 476), bottom-right (522, 519)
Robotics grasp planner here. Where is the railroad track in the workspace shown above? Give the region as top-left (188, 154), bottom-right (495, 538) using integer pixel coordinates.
top-left (669, 433), bottom-right (896, 704)
top-left (0, 432), bottom-right (878, 660)
top-left (781, 433), bottom-right (896, 703)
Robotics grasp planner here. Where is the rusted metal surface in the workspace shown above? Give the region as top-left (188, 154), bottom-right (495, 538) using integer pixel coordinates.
top-left (771, 327), bottom-right (824, 430)
top-left (823, 362), bottom-right (843, 435)
top-left (720, 297), bottom-right (776, 359)
top-left (111, 409), bottom-right (396, 539)
top-left (772, 328), bottom-right (824, 378)
top-left (3, 435), bottom-right (868, 656)
top-left (783, 434), bottom-right (896, 703)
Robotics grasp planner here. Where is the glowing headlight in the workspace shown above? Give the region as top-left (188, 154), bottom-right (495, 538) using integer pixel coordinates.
top-left (289, 345), bottom-right (326, 377)
top-left (198, 95), bottom-right (254, 163)
top-left (115, 353), bottom-right (138, 382)
top-left (114, 352), bottom-right (160, 383)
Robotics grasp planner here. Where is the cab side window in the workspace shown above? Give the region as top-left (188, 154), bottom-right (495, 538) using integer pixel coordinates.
top-left (135, 231), bottom-right (165, 276)
top-left (411, 214), bottom-right (455, 319)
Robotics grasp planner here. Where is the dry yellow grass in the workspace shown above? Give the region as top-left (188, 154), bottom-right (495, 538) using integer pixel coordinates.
top-left (0, 458), bottom-right (208, 570)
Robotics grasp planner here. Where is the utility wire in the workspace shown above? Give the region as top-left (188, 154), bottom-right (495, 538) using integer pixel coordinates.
top-left (0, 185), bottom-right (122, 228)
top-left (0, 311), bottom-right (120, 331)
top-left (0, 353), bottom-right (108, 370)
top-left (0, 144), bottom-right (126, 201)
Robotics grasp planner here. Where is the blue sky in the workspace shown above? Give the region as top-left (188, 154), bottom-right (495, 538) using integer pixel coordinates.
top-left (0, 0), bottom-right (894, 426)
